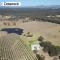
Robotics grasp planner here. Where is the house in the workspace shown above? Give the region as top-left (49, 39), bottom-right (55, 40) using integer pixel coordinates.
top-left (31, 41), bottom-right (40, 51)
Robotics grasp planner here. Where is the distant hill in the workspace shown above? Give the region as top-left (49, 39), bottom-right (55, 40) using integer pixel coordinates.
top-left (0, 5), bottom-right (60, 16)
top-left (31, 5), bottom-right (60, 9)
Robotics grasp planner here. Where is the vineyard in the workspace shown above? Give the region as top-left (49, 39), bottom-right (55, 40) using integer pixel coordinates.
top-left (0, 34), bottom-right (37, 60)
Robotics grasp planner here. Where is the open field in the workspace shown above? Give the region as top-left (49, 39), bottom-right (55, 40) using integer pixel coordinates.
top-left (18, 21), bottom-right (60, 46)
top-left (0, 20), bottom-right (60, 60)
top-left (0, 21), bottom-right (60, 46)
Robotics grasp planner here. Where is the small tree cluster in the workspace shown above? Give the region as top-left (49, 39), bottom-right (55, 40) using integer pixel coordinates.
top-left (40, 41), bottom-right (60, 56)
top-left (38, 36), bottom-right (44, 42)
top-left (3, 22), bottom-right (10, 26)
top-left (36, 54), bottom-right (45, 60)
top-left (23, 32), bottom-right (33, 37)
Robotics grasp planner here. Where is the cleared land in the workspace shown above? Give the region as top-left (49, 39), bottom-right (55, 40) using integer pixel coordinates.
top-left (0, 21), bottom-right (60, 46)
top-left (0, 21), bottom-right (60, 60)
top-left (15, 21), bottom-right (60, 46)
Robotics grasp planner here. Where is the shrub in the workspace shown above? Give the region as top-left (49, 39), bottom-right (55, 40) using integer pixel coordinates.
top-left (13, 22), bottom-right (16, 25)
top-left (3, 22), bottom-right (7, 25)
top-left (7, 22), bottom-right (10, 26)
top-left (26, 32), bottom-right (33, 37)
top-left (23, 32), bottom-right (33, 37)
top-left (59, 56), bottom-right (60, 59)
top-left (59, 30), bottom-right (60, 32)
top-left (53, 57), bottom-right (58, 60)
top-left (40, 41), bottom-right (60, 56)
top-left (36, 54), bottom-right (45, 60)
top-left (38, 36), bottom-right (44, 42)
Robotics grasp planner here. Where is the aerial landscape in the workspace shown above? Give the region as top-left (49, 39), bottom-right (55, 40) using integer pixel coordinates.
top-left (0, 0), bottom-right (60, 60)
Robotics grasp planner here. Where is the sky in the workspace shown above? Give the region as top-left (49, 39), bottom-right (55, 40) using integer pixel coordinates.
top-left (0, 0), bottom-right (60, 7)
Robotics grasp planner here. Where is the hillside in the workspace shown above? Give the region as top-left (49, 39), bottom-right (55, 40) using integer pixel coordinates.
top-left (0, 34), bottom-right (37, 60)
